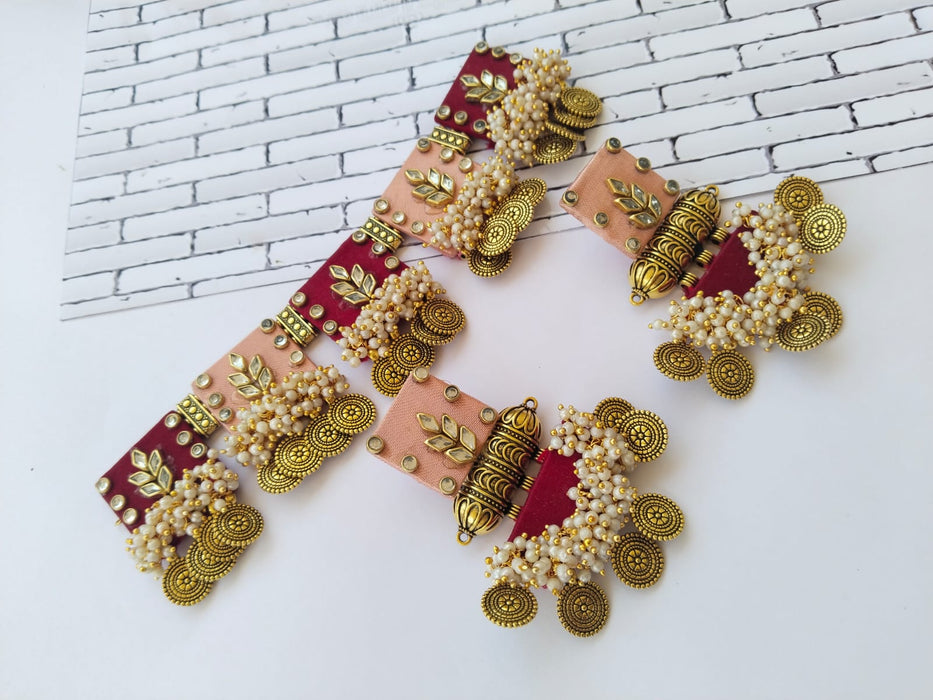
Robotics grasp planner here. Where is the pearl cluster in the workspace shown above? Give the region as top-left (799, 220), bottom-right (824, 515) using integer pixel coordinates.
top-left (337, 261), bottom-right (444, 365)
top-left (222, 366), bottom-right (350, 469)
top-left (428, 154), bottom-right (515, 255)
top-left (487, 48), bottom-right (570, 167)
top-left (652, 201), bottom-right (814, 350)
top-left (126, 455), bottom-right (239, 573)
top-left (484, 405), bottom-right (638, 594)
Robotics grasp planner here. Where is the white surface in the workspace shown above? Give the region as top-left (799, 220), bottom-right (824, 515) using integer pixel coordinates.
top-left (62, 0), bottom-right (933, 317)
top-left (2, 2), bottom-right (932, 699)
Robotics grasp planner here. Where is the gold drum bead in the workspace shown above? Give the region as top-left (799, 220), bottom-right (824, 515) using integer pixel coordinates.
top-left (453, 398), bottom-right (541, 545)
top-left (628, 185), bottom-right (721, 305)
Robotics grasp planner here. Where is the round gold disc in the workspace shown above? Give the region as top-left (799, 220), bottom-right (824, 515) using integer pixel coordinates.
top-left (162, 558), bottom-right (212, 606)
top-left (552, 105), bottom-right (596, 130)
top-left (196, 516), bottom-right (240, 559)
top-left (631, 493), bottom-right (685, 541)
top-left (512, 178), bottom-right (547, 206)
top-left (544, 119), bottom-right (586, 142)
top-left (418, 298), bottom-right (466, 336)
top-left (802, 291), bottom-right (843, 338)
top-left (556, 581), bottom-right (609, 637)
top-left (371, 355), bottom-right (408, 397)
top-left (477, 214), bottom-right (518, 257)
top-left (306, 416), bottom-right (353, 457)
top-left (775, 312), bottom-right (830, 352)
top-left (480, 582), bottom-right (538, 628)
top-left (558, 87), bottom-right (602, 118)
top-left (411, 315), bottom-right (454, 346)
top-left (592, 397), bottom-right (634, 431)
top-left (389, 334), bottom-right (435, 372)
top-left (273, 433), bottom-right (324, 477)
top-left (186, 540), bottom-right (237, 582)
top-left (532, 133), bottom-right (575, 164)
top-left (212, 503), bottom-right (264, 547)
top-left (467, 248), bottom-right (512, 277)
top-left (617, 409), bottom-right (669, 462)
top-left (257, 462), bottom-right (304, 494)
top-left (609, 532), bottom-right (664, 589)
top-left (327, 393), bottom-right (377, 435)
top-left (707, 349), bottom-right (755, 400)
top-left (799, 203), bottom-right (846, 254)
top-left (773, 175), bottom-right (823, 217)
top-left (493, 195), bottom-right (534, 231)
top-left (653, 341), bottom-right (705, 381)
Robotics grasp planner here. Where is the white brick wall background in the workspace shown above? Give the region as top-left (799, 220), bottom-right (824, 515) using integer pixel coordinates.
top-left (63, 0), bottom-right (933, 319)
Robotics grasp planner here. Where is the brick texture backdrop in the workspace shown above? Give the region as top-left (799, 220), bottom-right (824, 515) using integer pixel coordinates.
top-left (63, 0), bottom-right (933, 318)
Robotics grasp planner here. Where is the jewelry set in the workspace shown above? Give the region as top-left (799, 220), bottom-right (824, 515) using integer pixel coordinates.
top-left (95, 40), bottom-right (847, 637)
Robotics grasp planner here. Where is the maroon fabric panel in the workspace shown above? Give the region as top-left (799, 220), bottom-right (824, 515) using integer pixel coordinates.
top-left (509, 449), bottom-right (579, 540)
top-left (685, 224), bottom-right (758, 299)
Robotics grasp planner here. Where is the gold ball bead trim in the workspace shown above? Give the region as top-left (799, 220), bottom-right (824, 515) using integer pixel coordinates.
top-left (774, 175), bottom-right (823, 217)
top-left (544, 119), bottom-right (586, 142)
top-left (467, 248), bottom-right (512, 278)
top-left (617, 409), bottom-right (669, 462)
top-left (707, 349), bottom-right (755, 400)
top-left (653, 341), bottom-right (705, 381)
top-left (213, 504), bottom-right (264, 547)
top-left (775, 312), bottom-right (830, 352)
top-left (273, 434), bottom-right (324, 477)
top-left (327, 393), bottom-right (377, 435)
top-left (481, 582), bottom-right (538, 628)
top-left (592, 396), bottom-right (634, 432)
top-left (556, 581), bottom-right (609, 637)
top-left (631, 493), bottom-right (685, 541)
top-left (799, 203), bottom-right (846, 254)
top-left (162, 558), bottom-right (212, 606)
top-left (802, 291), bottom-right (843, 338)
top-left (609, 532), bottom-right (664, 589)
top-left (411, 315), bottom-right (454, 346)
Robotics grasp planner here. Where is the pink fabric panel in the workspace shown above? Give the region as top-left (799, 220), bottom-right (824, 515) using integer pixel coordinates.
top-left (370, 373), bottom-right (496, 497)
top-left (508, 449), bottom-right (579, 540)
top-left (374, 141), bottom-right (477, 257)
top-left (190, 326), bottom-right (315, 428)
top-left (561, 144), bottom-right (678, 259)
top-left (685, 224), bottom-right (759, 298)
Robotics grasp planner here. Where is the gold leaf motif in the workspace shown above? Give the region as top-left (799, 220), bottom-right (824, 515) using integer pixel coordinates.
top-left (227, 354), bottom-right (274, 398)
top-left (419, 412), bottom-right (477, 465)
top-left (406, 167), bottom-right (455, 207)
top-left (330, 264), bottom-right (375, 306)
top-left (607, 178), bottom-right (663, 229)
top-left (127, 448), bottom-right (172, 497)
top-left (461, 70), bottom-right (508, 104)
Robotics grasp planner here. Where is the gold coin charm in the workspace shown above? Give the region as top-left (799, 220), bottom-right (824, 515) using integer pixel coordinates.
top-left (707, 349), bottom-right (755, 399)
top-left (493, 196), bottom-right (534, 231)
top-left (273, 433), bottom-right (324, 477)
top-left (389, 334), bottom-right (436, 371)
top-left (477, 214), bottom-right (518, 257)
top-left (257, 463), bottom-right (304, 494)
top-left (653, 341), bottom-right (705, 381)
top-left (327, 393), bottom-right (377, 435)
top-left (802, 291), bottom-right (843, 338)
top-left (371, 356), bottom-right (409, 397)
top-left (196, 516), bottom-right (240, 559)
top-left (592, 396), bottom-right (634, 430)
top-left (617, 410), bottom-right (668, 462)
top-left (306, 416), bottom-right (353, 457)
top-left (481, 581), bottom-right (538, 628)
top-left (799, 203), bottom-right (846, 254)
top-left (213, 503), bottom-right (264, 547)
top-left (186, 541), bottom-right (237, 582)
top-left (559, 87), bottom-right (602, 118)
top-left (419, 298), bottom-right (466, 336)
top-left (512, 178), bottom-right (547, 206)
top-left (467, 248), bottom-right (512, 277)
top-left (774, 175), bottom-right (824, 217)
top-left (631, 493), bottom-right (685, 541)
top-left (411, 315), bottom-right (454, 346)
top-left (556, 582), bottom-right (609, 637)
top-left (162, 558), bottom-right (212, 606)
top-left (544, 119), bottom-right (586, 142)
top-left (775, 312), bottom-right (830, 352)
top-left (532, 132), bottom-right (575, 164)
top-left (609, 532), bottom-right (664, 589)
top-left (552, 105), bottom-right (596, 130)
